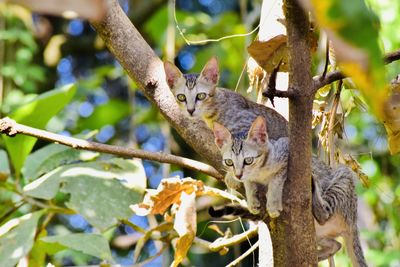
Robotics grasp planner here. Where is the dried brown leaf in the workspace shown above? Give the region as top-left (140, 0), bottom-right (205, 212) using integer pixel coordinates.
top-left (171, 192), bottom-right (196, 267)
top-left (247, 35), bottom-right (289, 73)
top-left (131, 178), bottom-right (204, 216)
top-left (383, 75), bottom-right (400, 154)
top-left (208, 224), bottom-right (224, 236)
top-left (340, 153), bottom-right (370, 187)
top-left (131, 178), bottom-right (245, 217)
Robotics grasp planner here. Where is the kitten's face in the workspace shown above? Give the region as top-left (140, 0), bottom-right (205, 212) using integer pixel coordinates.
top-left (213, 117), bottom-right (269, 181)
top-left (164, 57), bottom-right (219, 118)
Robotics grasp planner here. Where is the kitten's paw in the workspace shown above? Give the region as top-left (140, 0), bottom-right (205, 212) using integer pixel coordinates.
top-left (267, 209), bottom-right (281, 218)
top-left (248, 201), bottom-right (263, 215)
top-left (267, 201), bottom-right (283, 218)
top-left (224, 176), bottom-right (242, 191)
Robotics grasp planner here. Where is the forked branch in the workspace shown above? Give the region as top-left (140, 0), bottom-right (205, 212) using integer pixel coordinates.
top-left (313, 48), bottom-right (400, 92)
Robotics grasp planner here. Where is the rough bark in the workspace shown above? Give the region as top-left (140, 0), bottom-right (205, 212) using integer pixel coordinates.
top-left (90, 0), bottom-right (288, 174)
top-left (270, 0), bottom-right (317, 266)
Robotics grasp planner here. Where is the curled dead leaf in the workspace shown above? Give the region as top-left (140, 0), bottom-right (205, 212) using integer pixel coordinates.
top-left (131, 178), bottom-right (246, 217)
top-left (340, 153), bottom-right (370, 188)
top-left (171, 192), bottom-right (197, 267)
top-left (247, 35), bottom-right (288, 73)
top-left (383, 76), bottom-right (400, 154)
top-left (130, 178), bottom-right (204, 216)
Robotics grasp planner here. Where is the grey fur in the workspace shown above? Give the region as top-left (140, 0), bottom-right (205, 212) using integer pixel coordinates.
top-left (164, 59), bottom-right (288, 140)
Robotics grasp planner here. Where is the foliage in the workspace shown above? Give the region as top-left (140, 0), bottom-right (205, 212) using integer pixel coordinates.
top-left (0, 0), bottom-right (400, 266)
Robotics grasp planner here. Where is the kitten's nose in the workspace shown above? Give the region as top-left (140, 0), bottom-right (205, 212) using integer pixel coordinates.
top-left (187, 109), bottom-right (195, 115)
top-left (235, 173), bottom-right (243, 179)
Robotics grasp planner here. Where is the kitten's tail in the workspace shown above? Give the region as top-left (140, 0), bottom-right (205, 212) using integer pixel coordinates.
top-left (344, 225), bottom-right (368, 267)
top-left (208, 205), bottom-right (263, 221)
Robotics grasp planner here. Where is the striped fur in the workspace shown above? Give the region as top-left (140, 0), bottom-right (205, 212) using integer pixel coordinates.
top-left (215, 117), bottom-right (289, 218)
top-left (164, 58), bottom-right (288, 141)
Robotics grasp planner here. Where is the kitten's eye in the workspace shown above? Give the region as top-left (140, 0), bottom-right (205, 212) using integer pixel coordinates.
top-left (196, 93), bottom-right (207, 100)
top-left (177, 94), bottom-right (186, 102)
top-left (224, 159), bottom-right (234, 166)
top-left (244, 157), bottom-right (254, 165)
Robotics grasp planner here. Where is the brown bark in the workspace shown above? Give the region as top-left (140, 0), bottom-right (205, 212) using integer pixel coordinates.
top-left (270, 0), bottom-right (317, 266)
top-left (0, 117), bottom-right (223, 180)
top-left (90, 0), bottom-right (288, 174)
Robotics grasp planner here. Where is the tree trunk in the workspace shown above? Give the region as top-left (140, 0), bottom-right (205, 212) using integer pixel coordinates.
top-left (269, 0), bottom-right (318, 266)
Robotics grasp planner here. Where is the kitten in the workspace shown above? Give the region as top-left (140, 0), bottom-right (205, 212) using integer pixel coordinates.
top-left (211, 116), bottom-right (367, 266)
top-left (213, 116), bottom-right (288, 218)
top-left (163, 57), bottom-right (288, 141)
top-left (311, 160), bottom-right (367, 266)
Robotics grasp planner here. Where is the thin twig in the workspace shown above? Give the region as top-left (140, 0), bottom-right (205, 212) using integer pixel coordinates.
top-left (0, 117), bottom-right (224, 180)
top-left (226, 240), bottom-right (259, 267)
top-left (313, 48), bottom-right (400, 92)
top-left (209, 225), bottom-right (258, 252)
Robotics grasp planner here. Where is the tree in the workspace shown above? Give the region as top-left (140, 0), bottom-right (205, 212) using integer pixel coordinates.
top-left (1, 0), bottom-right (400, 266)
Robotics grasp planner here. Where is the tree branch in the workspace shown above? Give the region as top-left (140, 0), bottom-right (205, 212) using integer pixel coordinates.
top-left (313, 48), bottom-right (400, 91)
top-left (0, 117), bottom-right (223, 180)
top-left (89, 0), bottom-right (288, 174)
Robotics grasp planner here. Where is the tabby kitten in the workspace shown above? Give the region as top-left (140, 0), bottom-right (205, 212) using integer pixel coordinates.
top-left (163, 57), bottom-right (288, 140)
top-left (213, 116), bottom-right (288, 218)
top-left (311, 159), bottom-right (367, 266)
top-left (212, 116), bottom-right (367, 266)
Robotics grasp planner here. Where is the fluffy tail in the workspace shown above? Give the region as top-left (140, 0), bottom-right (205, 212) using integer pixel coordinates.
top-left (344, 225), bottom-right (368, 267)
top-left (208, 205), bottom-right (263, 221)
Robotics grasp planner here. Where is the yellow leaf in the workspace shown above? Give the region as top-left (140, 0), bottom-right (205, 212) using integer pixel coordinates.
top-left (130, 178), bottom-right (204, 216)
top-left (383, 77), bottom-right (400, 154)
top-left (171, 192), bottom-right (196, 267)
top-left (43, 35), bottom-right (66, 67)
top-left (247, 35), bottom-right (288, 73)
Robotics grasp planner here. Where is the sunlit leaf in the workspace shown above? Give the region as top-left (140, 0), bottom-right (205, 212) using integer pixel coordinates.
top-left (247, 35), bottom-right (288, 73)
top-left (22, 139), bottom-right (98, 181)
top-left (171, 192), bottom-right (196, 267)
top-left (131, 178), bottom-right (204, 216)
top-left (43, 34), bottom-right (66, 66)
top-left (131, 177), bottom-right (246, 217)
top-left (41, 233), bottom-right (113, 261)
top-left (308, 0), bottom-right (388, 119)
top-left (2, 84), bottom-right (76, 176)
top-left (29, 230), bottom-right (65, 267)
top-left (383, 76), bottom-right (400, 154)
top-left (0, 211), bottom-right (43, 267)
top-left (24, 159), bottom-right (146, 230)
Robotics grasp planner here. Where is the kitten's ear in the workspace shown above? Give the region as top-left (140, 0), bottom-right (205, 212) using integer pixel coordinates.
top-left (164, 61), bottom-right (183, 89)
top-left (213, 122), bottom-right (231, 148)
top-left (247, 116), bottom-right (268, 145)
top-left (199, 57), bottom-right (219, 85)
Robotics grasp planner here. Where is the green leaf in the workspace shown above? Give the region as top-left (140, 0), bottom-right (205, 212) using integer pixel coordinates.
top-left (2, 84), bottom-right (76, 176)
top-left (24, 159), bottom-right (146, 230)
top-left (0, 150), bottom-right (10, 182)
top-left (41, 233), bottom-right (113, 261)
top-left (310, 0), bottom-right (388, 119)
top-left (78, 99), bottom-right (130, 130)
top-left (22, 143), bottom-right (99, 181)
top-left (0, 211), bottom-right (43, 267)
top-left (29, 230), bottom-right (65, 267)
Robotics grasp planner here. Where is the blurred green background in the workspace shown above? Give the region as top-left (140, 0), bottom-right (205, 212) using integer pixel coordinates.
top-left (0, 0), bottom-right (399, 266)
